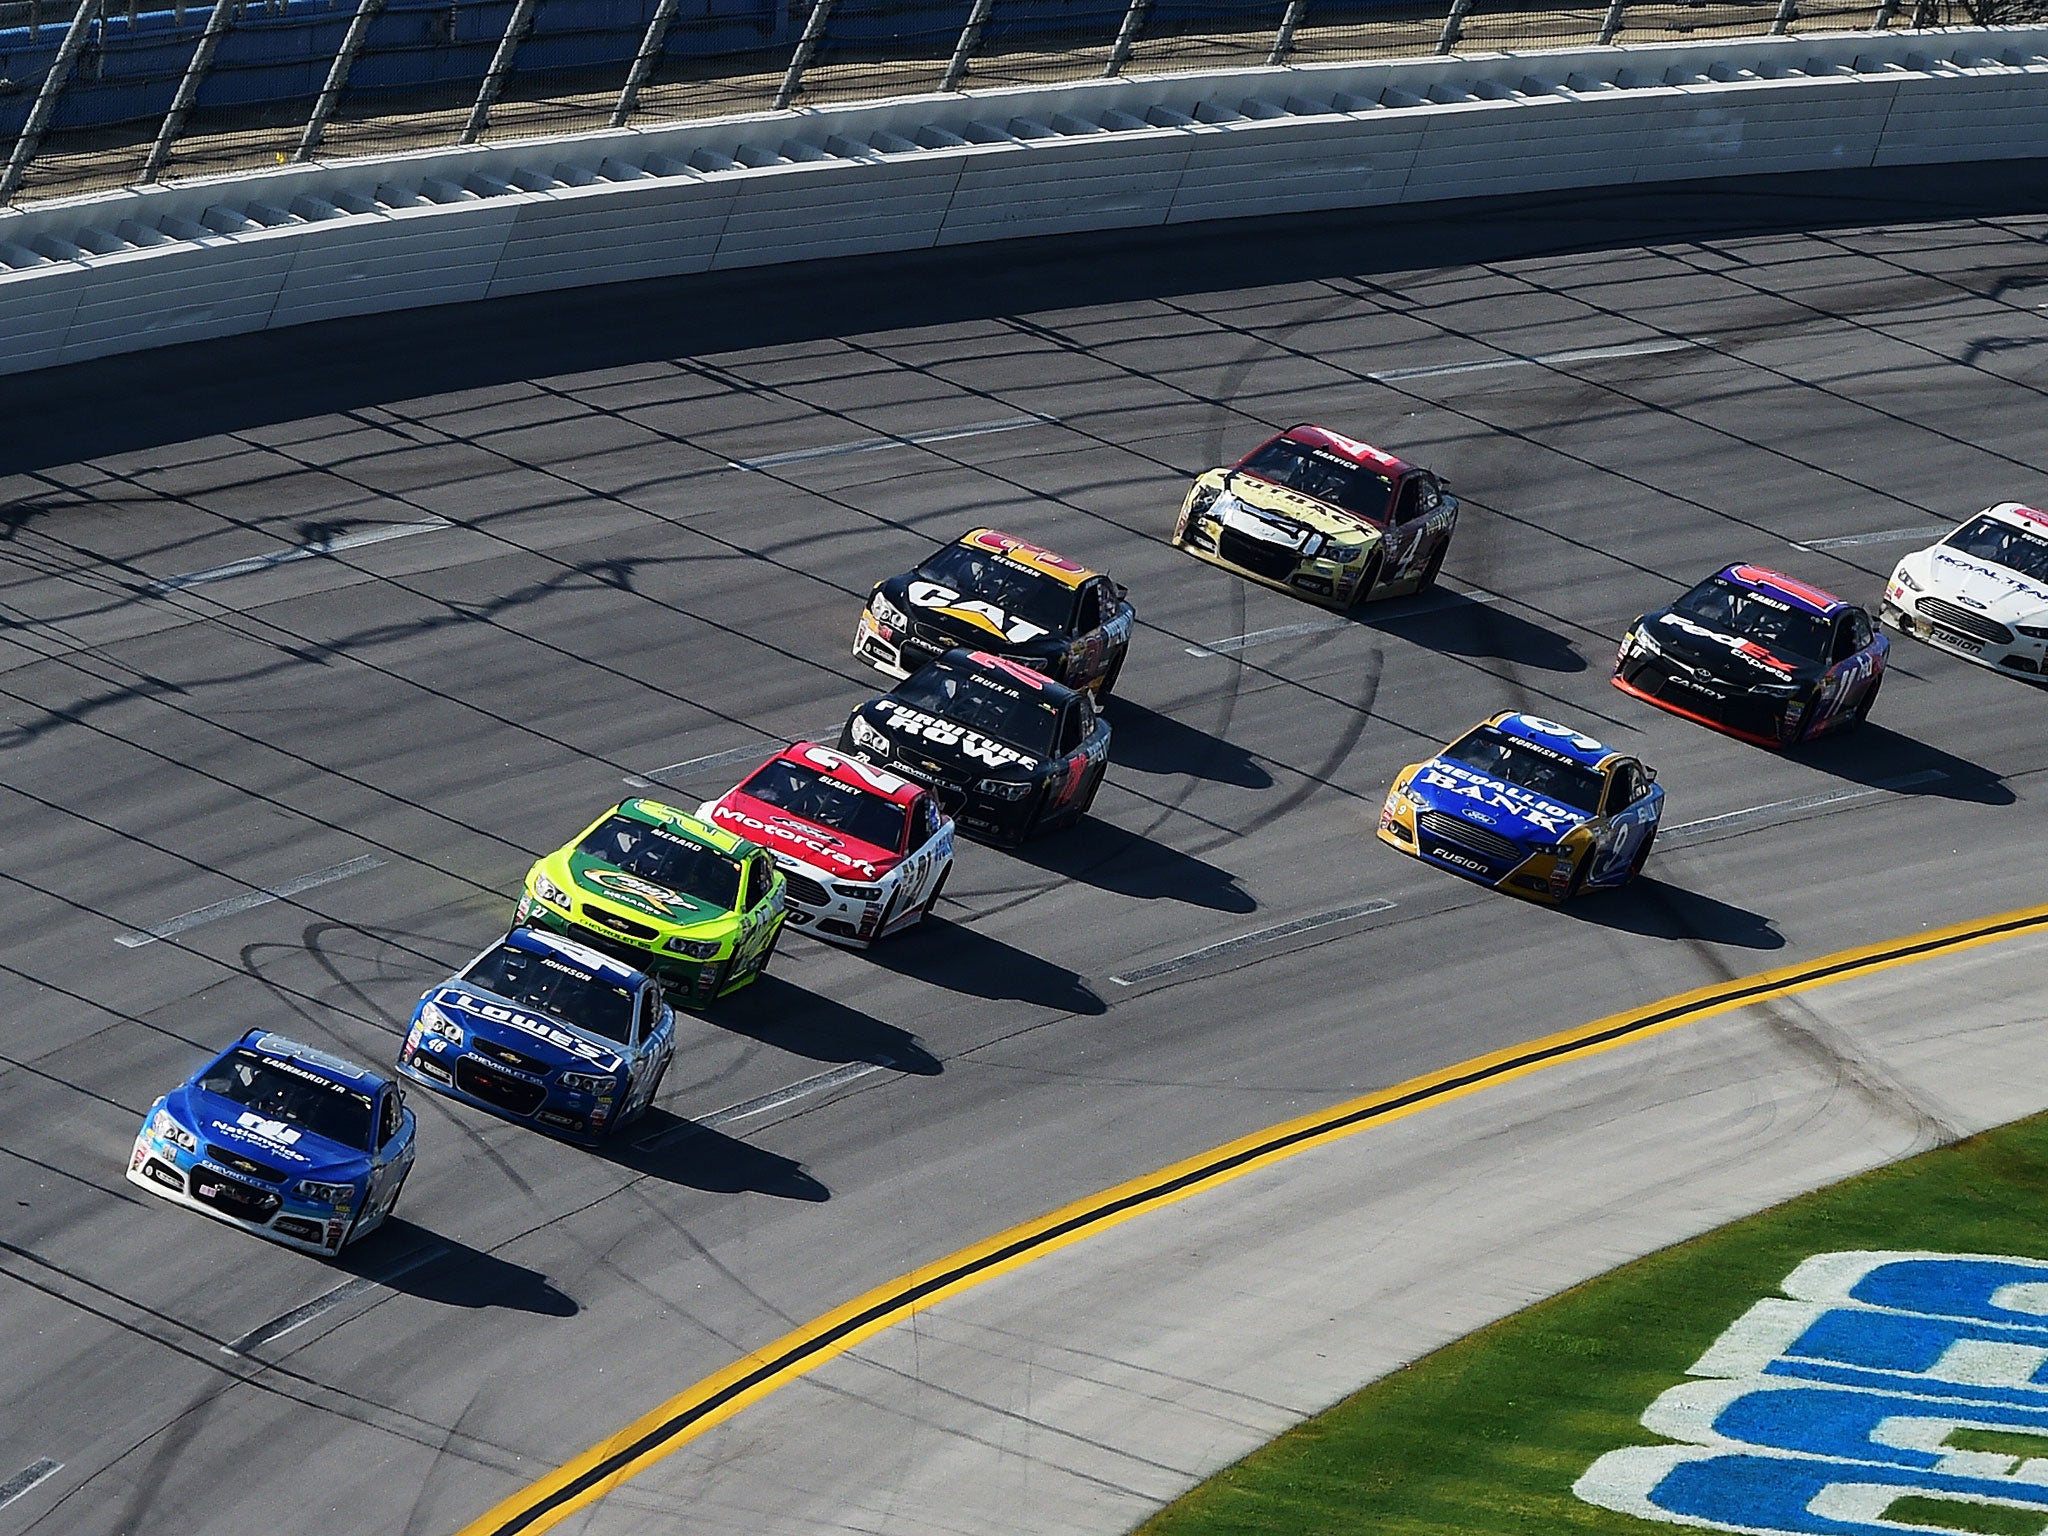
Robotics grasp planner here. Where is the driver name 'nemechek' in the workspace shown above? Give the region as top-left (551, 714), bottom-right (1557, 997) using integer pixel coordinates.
top-left (878, 703), bottom-right (1040, 769)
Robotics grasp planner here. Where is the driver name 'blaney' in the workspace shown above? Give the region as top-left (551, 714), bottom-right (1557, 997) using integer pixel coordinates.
top-left (879, 704), bottom-right (1039, 770)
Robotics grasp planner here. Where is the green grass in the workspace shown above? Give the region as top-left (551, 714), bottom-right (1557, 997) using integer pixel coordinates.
top-left (1135, 1111), bottom-right (2048, 1536)
top-left (1880, 1496), bottom-right (2047, 1536)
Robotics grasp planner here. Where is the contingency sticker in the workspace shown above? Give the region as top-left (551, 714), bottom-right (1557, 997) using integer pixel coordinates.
top-left (1576, 1251), bottom-right (2048, 1535)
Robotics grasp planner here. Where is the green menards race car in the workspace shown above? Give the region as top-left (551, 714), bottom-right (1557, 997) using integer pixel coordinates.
top-left (514, 798), bottom-right (786, 1008)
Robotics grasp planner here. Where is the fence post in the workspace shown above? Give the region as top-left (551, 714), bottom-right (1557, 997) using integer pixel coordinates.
top-left (1102, 0), bottom-right (1147, 75)
top-left (142, 0), bottom-right (234, 181)
top-left (1435, 0), bottom-right (1471, 53)
top-left (1768, 0), bottom-right (1798, 32)
top-left (772, 0), bottom-right (836, 110)
top-left (611, 0), bottom-right (682, 127)
top-left (292, 0), bottom-right (384, 161)
top-left (1267, 0), bottom-right (1308, 65)
top-left (0, 0), bottom-right (105, 203)
top-left (1869, 0), bottom-right (1899, 25)
top-left (939, 0), bottom-right (994, 90)
top-left (1596, 0), bottom-right (1626, 43)
top-left (460, 0), bottom-right (539, 142)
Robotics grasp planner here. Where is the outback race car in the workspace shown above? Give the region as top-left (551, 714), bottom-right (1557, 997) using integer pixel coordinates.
top-left (856, 527), bottom-right (1135, 696)
top-left (701, 741), bottom-right (955, 950)
top-left (514, 798), bottom-right (785, 1007)
top-left (127, 1030), bottom-right (416, 1256)
top-left (1172, 425), bottom-right (1458, 610)
top-left (397, 928), bottom-right (673, 1147)
top-left (1883, 502), bottom-right (2048, 682)
top-left (842, 648), bottom-right (1110, 845)
top-left (1613, 564), bottom-right (1888, 748)
top-left (1378, 712), bottom-right (1663, 902)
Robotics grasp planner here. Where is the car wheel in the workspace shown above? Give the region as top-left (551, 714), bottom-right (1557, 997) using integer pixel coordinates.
top-left (917, 867), bottom-right (951, 921)
top-left (1626, 826), bottom-right (1657, 884)
top-left (343, 1168), bottom-right (407, 1251)
top-left (706, 956), bottom-right (735, 1001)
top-left (1073, 765), bottom-right (1103, 822)
top-left (1096, 651), bottom-right (1125, 701)
top-left (631, 1058), bottom-right (669, 1128)
top-left (1845, 673), bottom-right (1882, 732)
top-left (1345, 553), bottom-right (1384, 613)
top-left (1414, 539), bottom-right (1447, 592)
top-left (755, 921), bottom-right (782, 975)
top-left (1564, 848), bottom-right (1592, 901)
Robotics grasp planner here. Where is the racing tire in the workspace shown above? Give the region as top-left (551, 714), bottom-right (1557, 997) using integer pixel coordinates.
top-left (1073, 764), bottom-right (1103, 822)
top-left (1095, 650), bottom-right (1125, 701)
top-left (1625, 826), bottom-right (1657, 885)
top-left (1414, 539), bottom-right (1447, 593)
top-left (755, 921), bottom-right (782, 975)
top-left (1345, 553), bottom-right (1384, 614)
top-left (343, 1167), bottom-right (408, 1251)
top-left (1563, 848), bottom-right (1592, 902)
top-left (1844, 674), bottom-right (1883, 732)
top-left (917, 867), bottom-right (950, 921)
top-left (630, 1059), bottom-right (669, 1129)
top-left (705, 956), bottom-right (735, 1002)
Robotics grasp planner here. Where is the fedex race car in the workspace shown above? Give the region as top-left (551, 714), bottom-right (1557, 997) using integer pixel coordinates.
top-left (1613, 564), bottom-right (1887, 747)
top-left (1378, 712), bottom-right (1663, 902)
top-left (1882, 502), bottom-right (2048, 681)
top-left (1171, 425), bottom-right (1458, 610)
top-left (842, 648), bottom-right (1110, 845)
top-left (127, 1030), bottom-right (416, 1256)
top-left (397, 928), bottom-right (674, 1147)
top-left (701, 742), bottom-right (955, 949)
top-left (855, 527), bottom-right (1135, 696)
top-left (514, 798), bottom-right (785, 1007)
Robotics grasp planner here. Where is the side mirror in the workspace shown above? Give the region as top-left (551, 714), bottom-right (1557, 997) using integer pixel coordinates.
top-left (1645, 767), bottom-right (1659, 784)
top-left (1115, 583), bottom-right (1129, 602)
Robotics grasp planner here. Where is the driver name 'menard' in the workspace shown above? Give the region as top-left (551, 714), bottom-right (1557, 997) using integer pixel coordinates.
top-left (879, 703), bottom-right (1039, 770)
top-left (1416, 759), bottom-right (1583, 835)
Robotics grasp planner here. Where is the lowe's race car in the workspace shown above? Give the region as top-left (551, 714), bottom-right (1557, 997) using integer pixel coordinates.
top-left (127, 1030), bottom-right (415, 1256)
top-left (1883, 502), bottom-right (2048, 682)
top-left (856, 527), bottom-right (1135, 696)
top-left (1379, 712), bottom-right (1663, 902)
top-left (1172, 425), bottom-right (1457, 609)
top-left (515, 798), bottom-right (785, 1008)
top-left (701, 741), bottom-right (955, 950)
top-left (397, 928), bottom-right (674, 1147)
top-left (842, 648), bottom-right (1110, 845)
top-left (1614, 564), bottom-right (1887, 748)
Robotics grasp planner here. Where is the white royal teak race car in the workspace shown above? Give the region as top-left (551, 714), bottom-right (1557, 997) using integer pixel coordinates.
top-left (701, 742), bottom-right (956, 949)
top-left (1882, 502), bottom-right (2048, 682)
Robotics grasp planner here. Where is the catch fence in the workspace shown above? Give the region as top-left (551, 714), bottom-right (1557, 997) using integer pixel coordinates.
top-left (0, 0), bottom-right (2014, 204)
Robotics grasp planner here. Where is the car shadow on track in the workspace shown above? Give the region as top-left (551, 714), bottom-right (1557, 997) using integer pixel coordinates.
top-left (340, 1221), bottom-right (579, 1313)
top-left (1557, 878), bottom-right (1784, 949)
top-left (605, 1112), bottom-right (830, 1201)
top-left (1107, 700), bottom-right (1272, 788)
top-left (1797, 723), bottom-right (2014, 804)
top-left (710, 974), bottom-right (944, 1074)
top-left (1358, 589), bottom-right (1586, 674)
top-left (1007, 820), bottom-right (1257, 913)
top-left (863, 915), bottom-right (1106, 1015)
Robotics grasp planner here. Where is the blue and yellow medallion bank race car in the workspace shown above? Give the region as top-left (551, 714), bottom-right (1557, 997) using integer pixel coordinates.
top-left (127, 1029), bottom-right (416, 1256)
top-left (1378, 711), bottom-right (1664, 902)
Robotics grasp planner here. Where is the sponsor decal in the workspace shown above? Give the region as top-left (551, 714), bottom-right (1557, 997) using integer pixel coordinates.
top-left (905, 579), bottom-right (1050, 644)
top-left (878, 704), bottom-right (1039, 770)
top-left (587, 868), bottom-right (698, 915)
top-left (710, 803), bottom-right (888, 879)
top-left (234, 1111), bottom-right (301, 1146)
top-left (1417, 761), bottom-right (1581, 835)
top-left (1659, 612), bottom-right (1798, 674)
top-left (1931, 549), bottom-right (2048, 599)
top-left (1296, 427), bottom-right (1402, 468)
top-left (1578, 1251), bottom-right (2048, 1535)
top-left (962, 529), bottom-right (1092, 583)
top-left (1426, 844), bottom-right (1494, 874)
top-left (1731, 565), bottom-right (1843, 613)
top-left (441, 989), bottom-right (622, 1071)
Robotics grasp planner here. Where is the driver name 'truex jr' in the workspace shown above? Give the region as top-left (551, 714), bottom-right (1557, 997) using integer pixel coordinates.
top-left (515, 798), bottom-right (785, 1007)
top-left (1378, 712), bottom-right (1664, 902)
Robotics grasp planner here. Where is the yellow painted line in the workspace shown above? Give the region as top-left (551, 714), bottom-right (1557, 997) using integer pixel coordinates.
top-left (455, 897), bottom-right (2048, 1536)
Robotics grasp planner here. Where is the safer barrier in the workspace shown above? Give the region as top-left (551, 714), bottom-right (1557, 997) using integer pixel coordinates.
top-left (1, 27), bottom-right (2043, 375)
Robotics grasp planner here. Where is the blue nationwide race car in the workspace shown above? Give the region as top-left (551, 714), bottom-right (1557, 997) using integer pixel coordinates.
top-left (126, 1030), bottom-right (416, 1257)
top-left (1377, 711), bottom-right (1664, 902)
top-left (396, 927), bottom-right (675, 1147)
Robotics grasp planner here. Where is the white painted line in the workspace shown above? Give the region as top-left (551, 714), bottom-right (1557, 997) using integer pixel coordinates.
top-left (624, 729), bottom-right (838, 788)
top-left (634, 1061), bottom-right (886, 1150)
top-left (728, 414), bottom-right (1059, 471)
top-left (1185, 591), bottom-right (1501, 656)
top-left (1111, 900), bottom-right (1397, 987)
top-left (148, 519), bottom-right (454, 593)
top-left (116, 855), bottom-right (385, 948)
top-left (1663, 769), bottom-right (1947, 842)
top-left (221, 1245), bottom-right (449, 1356)
top-left (1791, 526), bottom-right (1943, 551)
top-left (0, 1460), bottom-right (61, 1511)
top-left (1367, 338), bottom-right (1696, 384)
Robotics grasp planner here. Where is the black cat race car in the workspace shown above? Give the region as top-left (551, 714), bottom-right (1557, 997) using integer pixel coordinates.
top-left (841, 648), bottom-right (1110, 844)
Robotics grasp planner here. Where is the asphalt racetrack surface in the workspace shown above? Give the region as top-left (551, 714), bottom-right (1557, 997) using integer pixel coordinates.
top-left (4, 161), bottom-right (2048, 1535)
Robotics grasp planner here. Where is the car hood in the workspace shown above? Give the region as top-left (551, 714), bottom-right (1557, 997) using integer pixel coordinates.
top-left (1407, 758), bottom-right (1594, 841)
top-left (878, 574), bottom-right (1068, 657)
top-left (702, 792), bottom-right (903, 881)
top-left (1199, 471), bottom-right (1384, 545)
top-left (1638, 609), bottom-right (1822, 685)
top-left (860, 699), bottom-right (1046, 777)
top-left (1912, 547), bottom-right (2048, 621)
top-left (555, 849), bottom-right (731, 929)
top-left (429, 983), bottom-right (628, 1075)
top-left (166, 1083), bottom-right (370, 1179)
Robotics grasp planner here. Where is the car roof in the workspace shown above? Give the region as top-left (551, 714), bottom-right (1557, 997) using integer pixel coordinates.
top-left (499, 925), bottom-right (650, 988)
top-left (761, 742), bottom-right (924, 807)
top-left (232, 1029), bottom-right (393, 1092)
top-left (942, 647), bottom-right (1084, 702)
top-left (611, 796), bottom-right (762, 858)
top-left (1481, 711), bottom-right (1623, 770)
top-left (1716, 563), bottom-right (1849, 617)
top-left (954, 528), bottom-right (1098, 588)
top-left (1262, 425), bottom-right (1412, 477)
top-left (1980, 501), bottom-right (2048, 534)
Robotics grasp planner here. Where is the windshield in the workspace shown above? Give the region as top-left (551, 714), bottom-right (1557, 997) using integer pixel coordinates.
top-left (1671, 575), bottom-right (1831, 664)
top-left (738, 759), bottom-right (910, 852)
top-left (893, 659), bottom-right (1062, 755)
top-left (199, 1049), bottom-right (377, 1150)
top-left (1945, 515), bottom-right (2048, 584)
top-left (576, 816), bottom-right (741, 911)
top-left (1238, 438), bottom-right (1394, 521)
top-left (916, 542), bottom-right (1076, 632)
top-left (1441, 727), bottom-right (1604, 815)
top-left (463, 943), bottom-right (637, 1046)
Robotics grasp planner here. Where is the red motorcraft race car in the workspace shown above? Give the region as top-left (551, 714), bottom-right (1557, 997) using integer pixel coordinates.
top-left (700, 742), bottom-right (955, 949)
